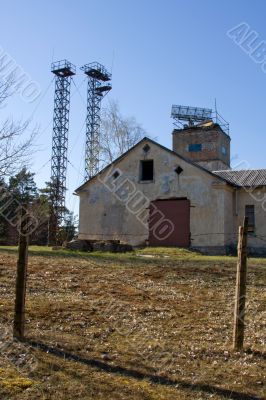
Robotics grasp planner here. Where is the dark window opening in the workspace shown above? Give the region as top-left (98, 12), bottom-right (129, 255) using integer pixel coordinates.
top-left (143, 144), bottom-right (150, 153)
top-left (245, 205), bottom-right (255, 232)
top-left (113, 171), bottom-right (120, 179)
top-left (140, 160), bottom-right (154, 181)
top-left (175, 166), bottom-right (183, 175)
top-left (188, 143), bottom-right (202, 152)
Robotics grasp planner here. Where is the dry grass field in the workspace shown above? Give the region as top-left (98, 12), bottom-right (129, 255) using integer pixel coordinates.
top-left (0, 246), bottom-right (265, 400)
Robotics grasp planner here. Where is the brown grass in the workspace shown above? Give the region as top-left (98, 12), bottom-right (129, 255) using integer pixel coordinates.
top-left (0, 247), bottom-right (265, 399)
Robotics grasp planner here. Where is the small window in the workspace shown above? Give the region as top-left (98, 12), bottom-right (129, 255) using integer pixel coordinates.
top-left (221, 146), bottom-right (227, 155)
top-left (245, 205), bottom-right (255, 232)
top-left (112, 171), bottom-right (120, 179)
top-left (143, 144), bottom-right (150, 153)
top-left (188, 144), bottom-right (202, 152)
top-left (140, 160), bottom-right (154, 181)
top-left (175, 166), bottom-right (183, 175)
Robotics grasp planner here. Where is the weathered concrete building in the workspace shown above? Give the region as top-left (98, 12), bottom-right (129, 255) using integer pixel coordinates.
top-left (75, 122), bottom-right (266, 254)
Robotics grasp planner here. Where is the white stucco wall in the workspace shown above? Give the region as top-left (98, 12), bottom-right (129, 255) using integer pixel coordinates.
top-left (77, 140), bottom-right (238, 251)
top-left (235, 188), bottom-right (266, 253)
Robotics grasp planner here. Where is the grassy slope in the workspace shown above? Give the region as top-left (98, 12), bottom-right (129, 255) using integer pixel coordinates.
top-left (0, 246), bottom-right (265, 400)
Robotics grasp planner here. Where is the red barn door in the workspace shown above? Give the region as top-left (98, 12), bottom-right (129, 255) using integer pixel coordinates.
top-left (148, 199), bottom-right (190, 247)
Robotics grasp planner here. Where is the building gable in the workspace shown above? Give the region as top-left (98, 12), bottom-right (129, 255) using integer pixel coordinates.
top-left (75, 137), bottom-right (230, 193)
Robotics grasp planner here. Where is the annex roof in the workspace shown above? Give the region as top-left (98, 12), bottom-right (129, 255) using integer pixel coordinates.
top-left (213, 169), bottom-right (266, 188)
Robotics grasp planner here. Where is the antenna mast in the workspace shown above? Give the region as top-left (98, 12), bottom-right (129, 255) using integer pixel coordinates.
top-left (171, 104), bottom-right (229, 135)
top-left (50, 59), bottom-right (76, 241)
top-left (171, 105), bottom-right (213, 127)
top-left (81, 62), bottom-right (112, 180)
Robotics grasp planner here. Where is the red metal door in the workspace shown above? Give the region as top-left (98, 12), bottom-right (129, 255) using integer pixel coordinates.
top-left (148, 199), bottom-right (190, 247)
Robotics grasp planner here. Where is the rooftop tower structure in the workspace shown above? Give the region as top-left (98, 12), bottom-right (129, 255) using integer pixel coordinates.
top-left (171, 105), bottom-right (231, 171)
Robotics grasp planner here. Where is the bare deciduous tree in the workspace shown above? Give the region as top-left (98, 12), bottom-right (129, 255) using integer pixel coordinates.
top-left (100, 100), bottom-right (146, 165)
top-left (0, 75), bottom-right (38, 176)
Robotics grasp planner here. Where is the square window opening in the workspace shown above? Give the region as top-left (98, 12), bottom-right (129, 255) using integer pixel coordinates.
top-left (140, 160), bottom-right (154, 181)
top-left (188, 143), bottom-right (202, 152)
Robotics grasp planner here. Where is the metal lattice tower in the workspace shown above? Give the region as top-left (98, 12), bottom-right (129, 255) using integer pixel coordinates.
top-left (81, 62), bottom-right (112, 180)
top-left (51, 60), bottom-right (76, 232)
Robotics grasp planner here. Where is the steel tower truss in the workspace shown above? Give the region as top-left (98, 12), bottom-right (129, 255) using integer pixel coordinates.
top-left (51, 60), bottom-right (76, 229)
top-left (81, 62), bottom-right (111, 180)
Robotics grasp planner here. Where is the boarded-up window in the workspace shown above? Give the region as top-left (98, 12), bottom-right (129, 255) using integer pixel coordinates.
top-left (245, 205), bottom-right (255, 232)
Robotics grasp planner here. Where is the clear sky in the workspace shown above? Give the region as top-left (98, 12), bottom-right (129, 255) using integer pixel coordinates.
top-left (0, 0), bottom-right (266, 215)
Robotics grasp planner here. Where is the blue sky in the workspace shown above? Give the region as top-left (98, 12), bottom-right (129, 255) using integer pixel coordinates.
top-left (0, 0), bottom-right (266, 214)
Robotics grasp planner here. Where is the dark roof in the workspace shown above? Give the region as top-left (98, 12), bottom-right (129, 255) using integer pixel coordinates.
top-left (213, 169), bottom-right (266, 187)
top-left (75, 137), bottom-right (231, 192)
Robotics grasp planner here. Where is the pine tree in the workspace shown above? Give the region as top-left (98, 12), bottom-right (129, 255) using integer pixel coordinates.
top-left (8, 167), bottom-right (38, 204)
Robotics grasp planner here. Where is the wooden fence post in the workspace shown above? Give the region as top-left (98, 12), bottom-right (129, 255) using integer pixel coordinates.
top-left (13, 206), bottom-right (29, 340)
top-left (233, 217), bottom-right (248, 351)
